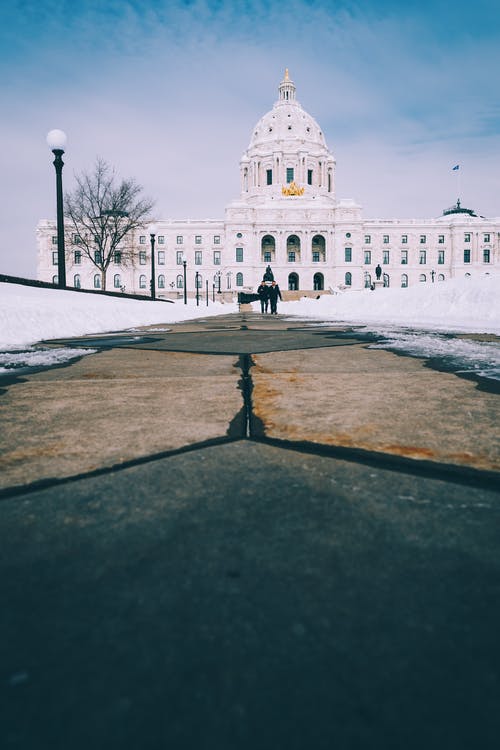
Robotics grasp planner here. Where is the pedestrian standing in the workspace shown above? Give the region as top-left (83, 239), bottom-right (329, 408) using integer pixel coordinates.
top-left (268, 281), bottom-right (282, 314)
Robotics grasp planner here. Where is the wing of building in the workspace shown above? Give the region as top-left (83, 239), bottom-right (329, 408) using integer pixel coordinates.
top-left (37, 70), bottom-right (499, 296)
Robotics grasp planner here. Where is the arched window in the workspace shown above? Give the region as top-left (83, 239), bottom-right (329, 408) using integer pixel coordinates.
top-left (195, 273), bottom-right (203, 288)
top-left (438, 274), bottom-right (445, 282)
top-left (419, 274), bottom-right (426, 282)
top-left (313, 273), bottom-right (324, 290)
top-left (288, 272), bottom-right (299, 291)
top-left (73, 274), bottom-right (81, 289)
top-left (94, 274), bottom-right (101, 289)
top-left (114, 273), bottom-right (121, 288)
top-left (52, 275), bottom-right (58, 285)
top-left (139, 274), bottom-right (147, 289)
top-left (287, 234), bottom-right (301, 263)
top-left (158, 274), bottom-right (165, 289)
top-left (401, 274), bottom-right (408, 288)
top-left (312, 234), bottom-right (325, 262)
top-left (261, 234), bottom-right (275, 264)
top-left (176, 274), bottom-right (183, 289)
top-left (383, 273), bottom-right (390, 288)
top-left (465, 272), bottom-right (471, 277)
top-left (364, 272), bottom-right (372, 288)
top-left (236, 272), bottom-right (243, 287)
top-left (345, 272), bottom-right (352, 286)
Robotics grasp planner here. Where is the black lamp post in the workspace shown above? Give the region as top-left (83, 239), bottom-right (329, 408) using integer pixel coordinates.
top-left (149, 223), bottom-right (157, 300)
top-left (216, 270), bottom-right (221, 293)
top-left (182, 253), bottom-right (187, 304)
top-left (431, 269), bottom-right (435, 283)
top-left (195, 271), bottom-right (200, 306)
top-left (47, 129), bottom-right (67, 287)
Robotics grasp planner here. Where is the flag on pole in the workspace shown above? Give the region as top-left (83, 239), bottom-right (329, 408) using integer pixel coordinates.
top-left (452, 164), bottom-right (460, 170)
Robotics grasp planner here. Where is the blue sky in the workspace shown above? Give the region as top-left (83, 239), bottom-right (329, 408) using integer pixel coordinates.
top-left (1, 0), bottom-right (499, 276)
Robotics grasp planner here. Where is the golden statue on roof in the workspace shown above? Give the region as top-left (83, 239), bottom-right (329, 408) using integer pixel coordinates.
top-left (282, 180), bottom-right (304, 196)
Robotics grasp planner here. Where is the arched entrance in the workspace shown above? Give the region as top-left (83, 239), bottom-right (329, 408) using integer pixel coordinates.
top-left (288, 273), bottom-right (299, 290)
top-left (313, 273), bottom-right (324, 290)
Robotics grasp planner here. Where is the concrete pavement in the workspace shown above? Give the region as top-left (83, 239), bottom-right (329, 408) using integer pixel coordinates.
top-left (1, 312), bottom-right (499, 749)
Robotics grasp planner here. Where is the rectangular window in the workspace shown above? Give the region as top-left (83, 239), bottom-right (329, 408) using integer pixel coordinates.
top-left (195, 251), bottom-right (202, 265)
top-left (52, 235), bottom-right (58, 245)
top-left (263, 251), bottom-right (271, 263)
top-left (484, 233), bottom-right (490, 243)
top-left (288, 251), bottom-right (296, 263)
top-left (483, 248), bottom-right (490, 263)
top-left (419, 250), bottom-right (426, 264)
top-left (307, 169), bottom-right (313, 185)
top-left (176, 235), bottom-right (183, 245)
top-left (266, 169), bottom-right (272, 185)
top-left (114, 251), bottom-right (121, 264)
top-left (464, 249), bottom-right (471, 263)
top-left (364, 250), bottom-right (371, 264)
top-left (344, 247), bottom-right (352, 262)
top-left (213, 251), bottom-right (221, 265)
top-left (286, 167), bottom-right (294, 183)
top-left (420, 234), bottom-right (426, 244)
top-left (158, 251), bottom-right (165, 265)
top-left (438, 250), bottom-right (445, 264)
top-left (213, 235), bottom-right (221, 244)
top-left (236, 247), bottom-right (243, 262)
top-left (464, 233), bottom-right (471, 242)
top-left (383, 235), bottom-right (389, 244)
top-left (312, 251), bottom-right (320, 262)
top-left (139, 235), bottom-right (146, 244)
top-left (401, 250), bottom-right (408, 264)
top-left (195, 235), bottom-right (202, 244)
top-left (383, 250), bottom-right (390, 264)
top-left (74, 251), bottom-right (82, 265)
top-left (139, 251), bottom-right (146, 265)
top-left (364, 234), bottom-right (371, 244)
top-left (401, 234), bottom-right (408, 244)
top-left (176, 251), bottom-right (183, 265)
top-left (158, 235), bottom-right (165, 244)
top-left (438, 235), bottom-right (445, 244)
top-left (72, 233), bottom-right (81, 244)
top-left (52, 251), bottom-right (58, 265)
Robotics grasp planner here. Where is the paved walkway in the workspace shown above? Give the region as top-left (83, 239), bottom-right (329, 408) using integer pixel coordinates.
top-left (1, 312), bottom-right (499, 749)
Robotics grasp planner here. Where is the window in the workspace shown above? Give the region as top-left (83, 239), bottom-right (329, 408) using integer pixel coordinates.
top-left (438, 250), bottom-right (445, 264)
top-left (266, 169), bottom-right (272, 185)
top-left (345, 272), bottom-right (352, 286)
top-left (176, 235), bottom-right (183, 245)
top-left (438, 235), bottom-right (445, 244)
top-left (139, 275), bottom-right (147, 289)
top-left (139, 251), bottom-right (146, 265)
top-left (438, 274), bottom-right (445, 281)
top-left (484, 233), bottom-right (490, 243)
top-left (236, 232), bottom-right (243, 238)
top-left (113, 274), bottom-right (121, 289)
top-left (464, 233), bottom-right (471, 242)
top-left (286, 167), bottom-right (294, 183)
top-left (401, 234), bottom-right (408, 244)
top-left (288, 251), bottom-right (296, 262)
top-left (74, 251), bottom-right (82, 265)
top-left (401, 250), bottom-right (408, 265)
top-left (236, 272), bottom-right (243, 287)
top-left (52, 251), bottom-right (58, 265)
top-left (344, 247), bottom-right (352, 262)
top-left (213, 251), bottom-right (221, 265)
top-left (195, 274), bottom-right (203, 289)
top-left (383, 273), bottom-right (390, 288)
top-left (139, 235), bottom-right (146, 244)
top-left (464, 249), bottom-right (471, 263)
top-left (383, 250), bottom-right (390, 264)
top-left (195, 251), bottom-right (202, 265)
top-left (383, 235), bottom-right (389, 244)
top-left (419, 250), bottom-right (426, 264)
top-left (419, 274), bottom-right (426, 282)
top-left (158, 275), bottom-right (165, 289)
top-left (214, 235), bottom-right (221, 244)
top-left (307, 169), bottom-right (313, 185)
top-left (158, 251), bottom-right (165, 265)
top-left (94, 274), bottom-right (101, 289)
top-left (74, 274), bottom-right (81, 289)
top-left (312, 251), bottom-right (320, 262)
top-left (483, 248), bottom-right (490, 263)
top-left (72, 233), bottom-right (81, 244)
top-left (158, 235), bottom-right (165, 244)
top-left (52, 235), bottom-right (58, 245)
top-left (114, 251), bottom-right (121, 264)
top-left (176, 275), bottom-right (183, 288)
top-left (176, 251), bottom-right (184, 265)
top-left (195, 235), bottom-right (202, 244)
top-left (236, 247), bottom-right (243, 262)
top-left (401, 274), bottom-right (408, 288)
top-left (346, 232), bottom-right (351, 238)
top-left (364, 234), bottom-right (371, 244)
top-left (94, 250), bottom-right (102, 264)
top-left (420, 235), bottom-right (426, 244)
top-left (263, 251), bottom-right (271, 263)
top-left (364, 272), bottom-right (372, 288)
top-left (364, 250), bottom-right (371, 264)
top-left (52, 275), bottom-right (58, 284)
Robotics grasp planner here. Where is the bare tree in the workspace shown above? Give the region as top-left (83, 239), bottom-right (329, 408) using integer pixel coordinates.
top-left (64, 158), bottom-right (155, 290)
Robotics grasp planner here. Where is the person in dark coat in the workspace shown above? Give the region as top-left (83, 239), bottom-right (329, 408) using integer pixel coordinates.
top-left (257, 281), bottom-right (269, 313)
top-left (375, 264), bottom-right (382, 280)
top-left (268, 281), bottom-right (282, 314)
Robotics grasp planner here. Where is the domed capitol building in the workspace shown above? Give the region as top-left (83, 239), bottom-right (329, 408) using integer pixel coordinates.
top-left (37, 70), bottom-right (499, 296)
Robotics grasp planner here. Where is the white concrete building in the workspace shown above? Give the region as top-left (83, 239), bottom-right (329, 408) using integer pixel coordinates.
top-left (37, 70), bottom-right (499, 297)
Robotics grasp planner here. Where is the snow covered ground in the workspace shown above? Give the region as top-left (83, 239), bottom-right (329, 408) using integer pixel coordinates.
top-left (0, 275), bottom-right (499, 381)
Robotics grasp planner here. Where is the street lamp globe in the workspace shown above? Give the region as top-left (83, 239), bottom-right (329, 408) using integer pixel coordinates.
top-left (46, 129), bottom-right (67, 151)
top-left (149, 222), bottom-right (158, 236)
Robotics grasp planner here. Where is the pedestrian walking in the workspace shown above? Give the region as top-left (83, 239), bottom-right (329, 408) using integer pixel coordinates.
top-left (268, 280), bottom-right (282, 314)
top-left (257, 281), bottom-right (269, 313)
